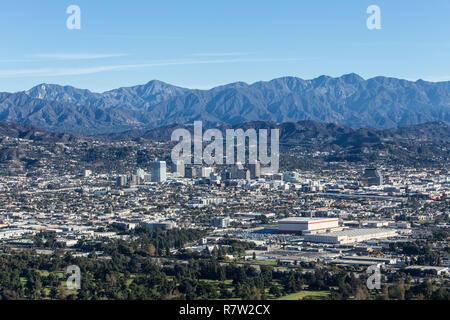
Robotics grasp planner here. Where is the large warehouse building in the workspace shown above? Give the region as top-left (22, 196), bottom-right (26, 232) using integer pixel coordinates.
top-left (303, 228), bottom-right (398, 245)
top-left (278, 218), bottom-right (340, 235)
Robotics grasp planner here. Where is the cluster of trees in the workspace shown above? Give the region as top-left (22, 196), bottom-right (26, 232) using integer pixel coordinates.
top-left (387, 241), bottom-right (444, 266)
top-left (76, 226), bottom-right (207, 257)
top-left (1, 228), bottom-right (449, 300)
top-left (382, 278), bottom-right (450, 300)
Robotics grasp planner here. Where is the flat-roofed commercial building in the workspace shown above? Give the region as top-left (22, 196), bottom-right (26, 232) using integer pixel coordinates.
top-left (304, 228), bottom-right (398, 245)
top-left (329, 255), bottom-right (397, 266)
top-left (278, 218), bottom-right (339, 235)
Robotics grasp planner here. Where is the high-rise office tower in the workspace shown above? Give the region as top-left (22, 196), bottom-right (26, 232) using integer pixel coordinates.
top-left (361, 168), bottom-right (383, 186)
top-left (131, 174), bottom-right (141, 186)
top-left (185, 166), bottom-right (197, 179)
top-left (172, 160), bottom-right (185, 178)
top-left (231, 163), bottom-right (243, 179)
top-left (221, 171), bottom-right (232, 181)
top-left (231, 163), bottom-right (250, 180)
top-left (249, 161), bottom-right (261, 179)
top-left (116, 175), bottom-right (128, 187)
top-left (151, 161), bottom-right (167, 183)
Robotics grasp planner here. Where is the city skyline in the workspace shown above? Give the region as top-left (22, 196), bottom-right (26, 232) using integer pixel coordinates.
top-left (0, 0), bottom-right (448, 306)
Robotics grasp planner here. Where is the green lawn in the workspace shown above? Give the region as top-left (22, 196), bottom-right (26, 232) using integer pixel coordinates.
top-left (239, 259), bottom-right (278, 266)
top-left (276, 290), bottom-right (330, 300)
top-left (201, 279), bottom-right (233, 285)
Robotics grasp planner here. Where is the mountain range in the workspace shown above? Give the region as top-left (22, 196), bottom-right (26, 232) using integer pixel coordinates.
top-left (0, 74), bottom-right (449, 135)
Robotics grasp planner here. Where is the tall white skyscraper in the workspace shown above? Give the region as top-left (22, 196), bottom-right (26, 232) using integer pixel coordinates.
top-left (173, 160), bottom-right (185, 178)
top-left (151, 161), bottom-right (167, 183)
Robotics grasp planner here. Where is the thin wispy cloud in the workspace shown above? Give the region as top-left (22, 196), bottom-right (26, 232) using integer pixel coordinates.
top-left (0, 59), bottom-right (36, 63)
top-left (0, 54), bottom-right (128, 64)
top-left (0, 58), bottom-right (301, 78)
top-left (0, 66), bottom-right (125, 77)
top-left (33, 53), bottom-right (129, 60)
top-left (190, 52), bottom-right (253, 57)
top-left (94, 34), bottom-right (183, 40)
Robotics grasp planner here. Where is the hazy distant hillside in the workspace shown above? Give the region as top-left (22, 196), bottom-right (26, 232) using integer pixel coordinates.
top-left (102, 120), bottom-right (450, 144)
top-left (1, 120), bottom-right (448, 167)
top-left (0, 121), bottom-right (79, 143)
top-left (0, 74), bottom-right (449, 134)
top-left (100, 120), bottom-right (450, 167)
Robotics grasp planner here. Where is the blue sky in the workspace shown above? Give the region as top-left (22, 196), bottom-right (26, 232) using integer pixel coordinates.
top-left (0, 0), bottom-right (449, 92)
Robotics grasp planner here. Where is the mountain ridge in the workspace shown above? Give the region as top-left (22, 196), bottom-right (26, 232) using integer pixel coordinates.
top-left (1, 74), bottom-right (449, 134)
